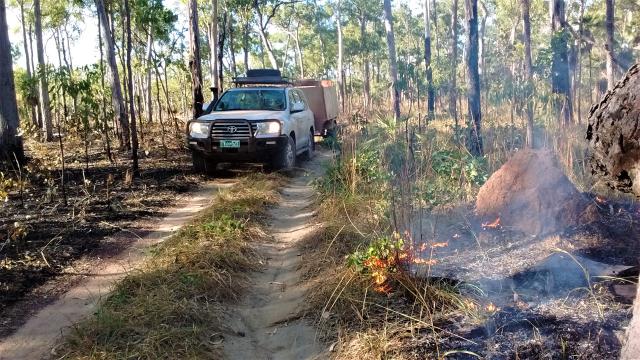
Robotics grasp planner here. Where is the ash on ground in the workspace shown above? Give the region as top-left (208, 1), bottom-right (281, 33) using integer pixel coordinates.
top-left (407, 149), bottom-right (639, 359)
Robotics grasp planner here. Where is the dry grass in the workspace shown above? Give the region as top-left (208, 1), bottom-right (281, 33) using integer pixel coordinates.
top-left (55, 173), bottom-right (284, 359)
top-left (299, 150), bottom-right (477, 359)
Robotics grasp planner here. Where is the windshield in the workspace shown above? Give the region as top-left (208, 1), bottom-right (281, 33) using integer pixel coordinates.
top-left (214, 89), bottom-right (286, 111)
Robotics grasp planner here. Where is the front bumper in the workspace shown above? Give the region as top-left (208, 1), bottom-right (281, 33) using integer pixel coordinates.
top-left (188, 135), bottom-right (288, 163)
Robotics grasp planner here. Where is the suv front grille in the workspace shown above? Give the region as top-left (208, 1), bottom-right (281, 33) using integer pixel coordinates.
top-left (211, 121), bottom-right (257, 139)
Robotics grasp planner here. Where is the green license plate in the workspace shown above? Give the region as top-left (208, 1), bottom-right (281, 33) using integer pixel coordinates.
top-left (220, 140), bottom-right (240, 148)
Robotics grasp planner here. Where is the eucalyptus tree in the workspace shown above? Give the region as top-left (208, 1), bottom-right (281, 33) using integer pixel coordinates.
top-left (95, 0), bottom-right (130, 149)
top-left (34, 0), bottom-right (52, 140)
top-left (382, 0), bottom-right (400, 121)
top-left (522, 0), bottom-right (534, 147)
top-left (550, 0), bottom-right (572, 124)
top-left (424, 0), bottom-right (434, 120)
top-left (465, 0), bottom-right (482, 156)
top-left (0, 0), bottom-right (24, 162)
top-left (188, 0), bottom-right (204, 119)
top-left (124, 0), bottom-right (139, 175)
top-left (605, 0), bottom-right (615, 89)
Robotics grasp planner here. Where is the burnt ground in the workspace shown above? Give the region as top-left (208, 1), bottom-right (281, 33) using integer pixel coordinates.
top-left (0, 138), bottom-right (203, 339)
top-left (407, 194), bottom-right (640, 359)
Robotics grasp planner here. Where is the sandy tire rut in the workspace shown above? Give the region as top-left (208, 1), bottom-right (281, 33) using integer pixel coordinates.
top-left (223, 155), bottom-right (327, 360)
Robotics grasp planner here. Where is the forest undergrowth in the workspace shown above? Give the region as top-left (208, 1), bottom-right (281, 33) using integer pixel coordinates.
top-left (302, 109), bottom-right (624, 359)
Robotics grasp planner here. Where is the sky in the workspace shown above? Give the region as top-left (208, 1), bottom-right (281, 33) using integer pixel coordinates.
top-left (6, 0), bottom-right (186, 69)
top-left (6, 0), bottom-right (423, 70)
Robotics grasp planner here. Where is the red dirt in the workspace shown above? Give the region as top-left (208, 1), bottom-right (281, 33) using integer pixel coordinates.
top-left (476, 149), bottom-right (590, 235)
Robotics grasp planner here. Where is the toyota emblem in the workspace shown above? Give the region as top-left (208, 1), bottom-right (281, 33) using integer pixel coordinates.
top-left (227, 126), bottom-right (238, 133)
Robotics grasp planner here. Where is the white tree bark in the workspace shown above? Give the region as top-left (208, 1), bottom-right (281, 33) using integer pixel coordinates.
top-left (210, 0), bottom-right (219, 90)
top-left (383, 0), bottom-right (400, 121)
top-left (95, 0), bottom-right (130, 149)
top-left (34, 0), bottom-right (52, 141)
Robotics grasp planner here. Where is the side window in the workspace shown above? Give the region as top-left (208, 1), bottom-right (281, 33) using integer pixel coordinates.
top-left (295, 90), bottom-right (308, 109)
top-left (288, 90), bottom-right (298, 109)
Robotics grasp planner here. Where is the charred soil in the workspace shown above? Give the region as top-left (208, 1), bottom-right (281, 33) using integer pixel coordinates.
top-left (0, 141), bottom-right (201, 339)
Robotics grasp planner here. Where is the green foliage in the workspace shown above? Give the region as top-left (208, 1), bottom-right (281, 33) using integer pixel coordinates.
top-left (346, 235), bottom-right (403, 273)
top-left (201, 214), bottom-right (245, 235)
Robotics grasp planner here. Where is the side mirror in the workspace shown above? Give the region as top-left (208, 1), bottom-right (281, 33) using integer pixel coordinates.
top-left (291, 102), bottom-right (304, 113)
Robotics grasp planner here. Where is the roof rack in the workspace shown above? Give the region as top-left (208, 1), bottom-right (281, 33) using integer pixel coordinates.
top-left (232, 69), bottom-right (292, 87)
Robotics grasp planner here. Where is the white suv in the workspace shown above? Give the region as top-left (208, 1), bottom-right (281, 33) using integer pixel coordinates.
top-left (187, 85), bottom-right (315, 173)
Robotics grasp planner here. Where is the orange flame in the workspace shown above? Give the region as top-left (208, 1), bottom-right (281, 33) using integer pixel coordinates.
top-left (413, 258), bottom-right (438, 266)
top-left (485, 303), bottom-right (500, 314)
top-left (482, 217), bottom-right (501, 229)
top-left (595, 195), bottom-right (607, 204)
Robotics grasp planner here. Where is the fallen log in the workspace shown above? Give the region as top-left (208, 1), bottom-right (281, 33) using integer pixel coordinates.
top-left (586, 63), bottom-right (640, 360)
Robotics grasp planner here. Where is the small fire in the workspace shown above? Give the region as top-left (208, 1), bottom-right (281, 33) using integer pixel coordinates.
top-left (482, 217), bottom-right (501, 230)
top-left (485, 302), bottom-right (500, 314)
top-left (412, 258), bottom-right (438, 266)
top-left (595, 195), bottom-right (607, 204)
top-left (418, 241), bottom-right (449, 252)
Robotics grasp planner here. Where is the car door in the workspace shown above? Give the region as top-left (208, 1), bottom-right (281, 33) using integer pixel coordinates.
top-left (294, 89), bottom-right (313, 147)
top-left (288, 90), bottom-right (305, 152)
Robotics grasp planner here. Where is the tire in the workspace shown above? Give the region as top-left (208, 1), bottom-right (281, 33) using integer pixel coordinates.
top-left (272, 136), bottom-right (296, 171)
top-left (301, 130), bottom-right (315, 161)
top-left (192, 152), bottom-right (218, 175)
top-left (192, 152), bottom-right (206, 173)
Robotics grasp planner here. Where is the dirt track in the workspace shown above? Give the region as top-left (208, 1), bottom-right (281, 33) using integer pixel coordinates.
top-left (0, 182), bottom-right (230, 360)
top-left (223, 154), bottom-right (328, 359)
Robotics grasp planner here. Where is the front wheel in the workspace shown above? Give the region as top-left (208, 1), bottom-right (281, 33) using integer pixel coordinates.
top-left (272, 136), bottom-right (296, 171)
top-left (192, 153), bottom-right (218, 175)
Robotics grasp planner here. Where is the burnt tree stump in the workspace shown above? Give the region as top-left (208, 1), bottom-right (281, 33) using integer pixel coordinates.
top-left (587, 63), bottom-right (640, 196)
top-left (586, 63), bottom-right (640, 360)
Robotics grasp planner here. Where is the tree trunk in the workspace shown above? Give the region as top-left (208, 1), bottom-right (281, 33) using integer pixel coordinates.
top-left (218, 12), bottom-right (227, 94)
top-left (19, 1), bottom-right (37, 129)
top-left (34, 0), bottom-right (52, 141)
top-left (125, 0), bottom-right (139, 176)
top-left (465, 0), bottom-right (483, 156)
top-left (254, 0), bottom-right (278, 70)
top-left (551, 0), bottom-right (572, 125)
top-left (242, 20), bottom-right (249, 72)
top-left (188, 0), bottom-right (204, 119)
top-left (587, 63), bottom-right (640, 196)
top-left (210, 0), bottom-right (219, 91)
top-left (337, 1), bottom-right (345, 112)
top-left (605, 0), bottom-right (615, 90)
top-left (96, 0), bottom-right (130, 150)
top-left (228, 13), bottom-right (237, 78)
top-left (576, 0), bottom-right (584, 124)
top-left (145, 32), bottom-right (153, 124)
top-left (0, 0), bottom-right (24, 162)
top-left (424, 0), bottom-right (435, 120)
top-left (451, 0), bottom-right (458, 128)
top-left (359, 14), bottom-right (370, 109)
top-left (383, 0), bottom-right (400, 122)
top-left (294, 27), bottom-right (304, 78)
top-left (522, 0), bottom-right (535, 148)
top-left (97, 13), bottom-right (112, 162)
top-left (586, 64), bottom-right (640, 360)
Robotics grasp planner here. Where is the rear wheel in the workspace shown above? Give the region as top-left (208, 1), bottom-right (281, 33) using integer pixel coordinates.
top-left (272, 136), bottom-right (296, 171)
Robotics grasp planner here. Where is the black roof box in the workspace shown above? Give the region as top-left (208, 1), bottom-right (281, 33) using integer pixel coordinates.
top-left (233, 69), bottom-right (291, 86)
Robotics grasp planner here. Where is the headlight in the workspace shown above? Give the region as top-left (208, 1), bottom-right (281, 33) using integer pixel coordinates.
top-left (254, 121), bottom-right (281, 137)
top-left (189, 122), bottom-right (210, 139)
